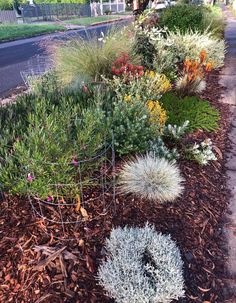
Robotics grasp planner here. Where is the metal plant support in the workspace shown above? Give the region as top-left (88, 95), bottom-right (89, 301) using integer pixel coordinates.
top-left (27, 142), bottom-right (116, 240)
top-left (20, 55), bottom-right (52, 87)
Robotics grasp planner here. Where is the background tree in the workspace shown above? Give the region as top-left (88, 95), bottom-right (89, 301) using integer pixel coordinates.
top-left (126, 0), bottom-right (152, 13)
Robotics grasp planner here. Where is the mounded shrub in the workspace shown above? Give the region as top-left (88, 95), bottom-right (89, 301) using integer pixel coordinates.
top-left (118, 154), bottom-right (184, 202)
top-left (159, 4), bottom-right (225, 37)
top-left (160, 93), bottom-right (220, 132)
top-left (0, 91), bottom-right (107, 198)
top-left (98, 223), bottom-right (185, 303)
top-left (159, 4), bottom-right (204, 33)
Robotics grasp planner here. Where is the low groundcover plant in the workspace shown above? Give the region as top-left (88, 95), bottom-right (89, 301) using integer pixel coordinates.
top-left (185, 138), bottom-right (217, 166)
top-left (119, 154), bottom-right (184, 202)
top-left (98, 223), bottom-right (185, 303)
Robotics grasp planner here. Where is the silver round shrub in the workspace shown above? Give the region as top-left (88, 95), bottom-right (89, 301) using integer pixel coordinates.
top-left (98, 224), bottom-right (185, 303)
top-left (118, 154), bottom-right (184, 202)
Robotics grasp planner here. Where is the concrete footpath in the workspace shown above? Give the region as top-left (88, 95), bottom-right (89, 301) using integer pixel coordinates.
top-left (219, 5), bottom-right (236, 299)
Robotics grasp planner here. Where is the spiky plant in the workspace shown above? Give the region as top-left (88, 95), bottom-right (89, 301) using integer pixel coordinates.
top-left (98, 223), bottom-right (185, 303)
top-left (118, 154), bottom-right (184, 202)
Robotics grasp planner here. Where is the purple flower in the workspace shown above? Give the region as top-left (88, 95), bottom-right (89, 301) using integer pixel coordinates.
top-left (27, 173), bottom-right (34, 182)
top-left (72, 158), bottom-right (78, 167)
top-left (47, 196), bottom-right (53, 202)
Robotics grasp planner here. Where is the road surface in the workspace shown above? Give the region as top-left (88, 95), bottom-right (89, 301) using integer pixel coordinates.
top-left (0, 20), bottom-right (130, 98)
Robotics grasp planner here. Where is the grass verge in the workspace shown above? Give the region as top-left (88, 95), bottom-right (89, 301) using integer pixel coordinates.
top-left (0, 24), bottom-right (66, 42)
top-left (63, 15), bottom-right (120, 26)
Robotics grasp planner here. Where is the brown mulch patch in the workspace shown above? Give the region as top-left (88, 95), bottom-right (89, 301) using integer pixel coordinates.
top-left (0, 70), bottom-right (234, 303)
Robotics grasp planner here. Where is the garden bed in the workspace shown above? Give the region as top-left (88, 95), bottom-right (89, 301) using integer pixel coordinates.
top-left (0, 70), bottom-right (233, 303)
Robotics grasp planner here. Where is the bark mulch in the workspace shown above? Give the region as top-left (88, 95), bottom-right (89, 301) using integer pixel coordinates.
top-left (0, 70), bottom-right (234, 303)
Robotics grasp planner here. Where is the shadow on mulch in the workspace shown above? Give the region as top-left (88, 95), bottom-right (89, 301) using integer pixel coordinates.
top-left (0, 70), bottom-right (234, 303)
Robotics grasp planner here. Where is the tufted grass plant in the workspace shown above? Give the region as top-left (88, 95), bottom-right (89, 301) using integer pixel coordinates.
top-left (118, 154), bottom-right (184, 202)
top-left (98, 223), bottom-right (185, 303)
top-left (53, 26), bottom-right (139, 85)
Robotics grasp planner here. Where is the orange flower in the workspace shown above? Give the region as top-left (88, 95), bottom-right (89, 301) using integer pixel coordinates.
top-left (188, 74), bottom-right (194, 81)
top-left (200, 50), bottom-right (207, 63)
top-left (184, 59), bottom-right (192, 72)
top-left (192, 61), bottom-right (200, 71)
top-left (205, 62), bottom-right (213, 72)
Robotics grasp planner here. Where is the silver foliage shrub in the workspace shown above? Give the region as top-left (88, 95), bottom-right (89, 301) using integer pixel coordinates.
top-left (118, 154), bottom-right (184, 202)
top-left (149, 137), bottom-right (179, 162)
top-left (98, 224), bottom-right (185, 303)
top-left (164, 120), bottom-right (189, 140)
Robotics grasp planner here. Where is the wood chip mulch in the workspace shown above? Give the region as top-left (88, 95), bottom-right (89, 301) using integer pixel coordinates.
top-left (0, 70), bottom-right (234, 303)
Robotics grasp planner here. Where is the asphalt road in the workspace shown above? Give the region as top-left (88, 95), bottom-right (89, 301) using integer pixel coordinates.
top-left (0, 20), bottom-right (130, 98)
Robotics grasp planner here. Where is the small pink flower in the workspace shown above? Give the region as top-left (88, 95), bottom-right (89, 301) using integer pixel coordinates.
top-left (83, 85), bottom-right (88, 93)
top-left (47, 196), bottom-right (53, 202)
top-left (72, 158), bottom-right (78, 167)
top-left (27, 173), bottom-right (34, 182)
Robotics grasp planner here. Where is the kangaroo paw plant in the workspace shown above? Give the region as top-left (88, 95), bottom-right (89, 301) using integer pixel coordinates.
top-left (98, 223), bottom-right (185, 303)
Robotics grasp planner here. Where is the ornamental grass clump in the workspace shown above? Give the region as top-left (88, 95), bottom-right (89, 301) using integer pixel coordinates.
top-left (119, 154), bottom-right (184, 202)
top-left (98, 223), bottom-right (185, 303)
top-left (54, 27), bottom-right (139, 85)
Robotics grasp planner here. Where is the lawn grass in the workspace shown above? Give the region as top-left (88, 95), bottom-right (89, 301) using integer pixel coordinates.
top-left (0, 24), bottom-right (66, 42)
top-left (64, 15), bottom-right (119, 26)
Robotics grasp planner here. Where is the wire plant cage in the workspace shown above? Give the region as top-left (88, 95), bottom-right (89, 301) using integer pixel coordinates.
top-left (27, 141), bottom-right (116, 240)
top-left (21, 55), bottom-right (52, 88)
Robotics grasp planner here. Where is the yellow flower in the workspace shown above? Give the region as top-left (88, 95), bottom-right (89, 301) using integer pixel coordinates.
top-left (145, 70), bottom-right (156, 78)
top-left (147, 100), bottom-right (167, 132)
top-left (147, 100), bottom-right (155, 110)
top-left (124, 95), bottom-right (132, 102)
top-left (148, 70), bottom-right (155, 78)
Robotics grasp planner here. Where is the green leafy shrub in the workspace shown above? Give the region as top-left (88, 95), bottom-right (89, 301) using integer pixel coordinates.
top-left (201, 5), bottom-right (225, 38)
top-left (0, 78), bottom-right (93, 157)
top-left (110, 98), bottom-right (155, 155)
top-left (160, 93), bottom-right (220, 132)
top-left (0, 0), bottom-right (13, 10)
top-left (133, 31), bottom-right (156, 69)
top-left (0, 92), bottom-right (107, 199)
top-left (159, 4), bottom-right (225, 37)
top-left (159, 4), bottom-right (204, 33)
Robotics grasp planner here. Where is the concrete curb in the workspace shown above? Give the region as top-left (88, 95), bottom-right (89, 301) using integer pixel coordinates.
top-left (0, 16), bottom-right (133, 45)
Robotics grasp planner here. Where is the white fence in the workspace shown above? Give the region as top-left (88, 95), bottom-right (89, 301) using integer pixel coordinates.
top-left (0, 10), bottom-right (17, 24)
top-left (90, 0), bottom-right (126, 16)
